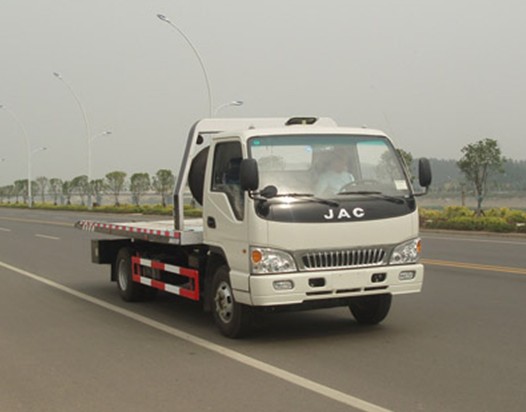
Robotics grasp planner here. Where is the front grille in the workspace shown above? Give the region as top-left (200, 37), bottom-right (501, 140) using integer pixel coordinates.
top-left (299, 248), bottom-right (386, 271)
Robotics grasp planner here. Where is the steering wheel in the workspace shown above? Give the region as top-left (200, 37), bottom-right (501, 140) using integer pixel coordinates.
top-left (339, 179), bottom-right (379, 193)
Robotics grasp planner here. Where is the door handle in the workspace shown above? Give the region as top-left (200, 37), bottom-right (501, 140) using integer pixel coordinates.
top-left (207, 217), bottom-right (216, 229)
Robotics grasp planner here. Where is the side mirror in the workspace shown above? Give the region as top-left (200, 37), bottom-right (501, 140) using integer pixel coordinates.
top-left (240, 159), bottom-right (259, 191)
top-left (414, 158), bottom-right (432, 196)
top-left (418, 158), bottom-right (432, 188)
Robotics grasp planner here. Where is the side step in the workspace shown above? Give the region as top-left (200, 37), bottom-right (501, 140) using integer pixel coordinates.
top-left (131, 256), bottom-right (200, 301)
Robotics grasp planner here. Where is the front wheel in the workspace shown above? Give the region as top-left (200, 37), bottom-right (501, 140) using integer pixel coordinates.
top-left (349, 294), bottom-right (392, 325)
top-left (211, 266), bottom-right (252, 338)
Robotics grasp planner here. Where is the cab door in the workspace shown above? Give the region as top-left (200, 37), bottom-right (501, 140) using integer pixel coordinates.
top-left (203, 140), bottom-right (250, 293)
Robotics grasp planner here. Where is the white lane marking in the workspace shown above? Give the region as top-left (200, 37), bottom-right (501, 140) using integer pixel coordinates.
top-left (0, 260), bottom-right (390, 412)
top-left (35, 234), bottom-right (60, 241)
top-left (0, 227), bottom-right (12, 232)
top-left (0, 216), bottom-right (72, 227)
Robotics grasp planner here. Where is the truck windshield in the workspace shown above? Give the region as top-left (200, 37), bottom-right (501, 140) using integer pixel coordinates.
top-left (248, 134), bottom-right (411, 199)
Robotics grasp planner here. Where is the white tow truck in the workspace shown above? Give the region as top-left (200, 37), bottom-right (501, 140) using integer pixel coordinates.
top-left (77, 117), bottom-right (432, 337)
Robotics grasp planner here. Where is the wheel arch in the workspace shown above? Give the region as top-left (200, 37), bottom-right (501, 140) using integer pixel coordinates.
top-left (90, 238), bottom-right (134, 282)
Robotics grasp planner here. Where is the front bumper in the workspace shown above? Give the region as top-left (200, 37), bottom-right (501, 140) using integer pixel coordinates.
top-left (248, 263), bottom-right (423, 306)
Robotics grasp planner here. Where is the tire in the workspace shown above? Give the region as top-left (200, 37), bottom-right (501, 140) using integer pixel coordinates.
top-left (115, 248), bottom-right (150, 302)
top-left (211, 265), bottom-right (252, 338)
top-left (349, 294), bottom-right (392, 325)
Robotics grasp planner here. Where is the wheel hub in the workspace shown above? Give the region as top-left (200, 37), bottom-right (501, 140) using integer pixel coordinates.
top-left (118, 260), bottom-right (128, 290)
top-left (214, 281), bottom-right (233, 324)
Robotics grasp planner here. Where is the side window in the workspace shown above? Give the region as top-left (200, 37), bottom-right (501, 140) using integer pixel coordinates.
top-left (211, 141), bottom-right (244, 220)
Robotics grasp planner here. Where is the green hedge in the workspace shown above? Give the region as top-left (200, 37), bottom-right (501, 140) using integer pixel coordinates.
top-left (420, 207), bottom-right (526, 233)
top-left (0, 202), bottom-right (203, 218)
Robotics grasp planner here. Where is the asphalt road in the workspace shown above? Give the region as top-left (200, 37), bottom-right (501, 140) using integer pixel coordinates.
top-left (1, 208), bottom-right (525, 412)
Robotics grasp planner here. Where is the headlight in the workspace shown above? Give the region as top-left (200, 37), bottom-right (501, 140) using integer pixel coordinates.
top-left (389, 238), bottom-right (421, 265)
top-left (250, 247), bottom-right (297, 274)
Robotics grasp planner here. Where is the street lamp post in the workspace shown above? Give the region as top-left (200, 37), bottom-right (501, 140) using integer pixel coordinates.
top-left (89, 130), bottom-right (112, 186)
top-left (214, 100), bottom-right (244, 116)
top-left (157, 13), bottom-right (213, 117)
top-left (0, 104), bottom-right (33, 207)
top-left (53, 72), bottom-right (94, 208)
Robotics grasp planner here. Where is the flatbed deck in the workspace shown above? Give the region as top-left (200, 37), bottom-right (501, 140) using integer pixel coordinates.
top-left (75, 218), bottom-right (204, 245)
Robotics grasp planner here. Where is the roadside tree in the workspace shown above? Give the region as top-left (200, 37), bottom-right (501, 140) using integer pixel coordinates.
top-left (71, 175), bottom-right (89, 206)
top-left (0, 186), bottom-right (13, 203)
top-left (457, 138), bottom-right (505, 216)
top-left (90, 179), bottom-right (105, 206)
top-left (130, 173), bottom-right (150, 206)
top-left (0, 185), bottom-right (14, 203)
top-left (105, 171), bottom-right (127, 206)
top-left (13, 180), bottom-right (26, 203)
top-left (62, 180), bottom-right (74, 205)
top-left (35, 176), bottom-right (49, 203)
top-left (152, 169), bottom-right (175, 207)
top-left (48, 178), bottom-right (63, 205)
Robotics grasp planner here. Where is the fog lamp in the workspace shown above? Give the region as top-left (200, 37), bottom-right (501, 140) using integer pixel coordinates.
top-left (399, 271), bottom-right (416, 281)
top-left (273, 280), bottom-right (294, 290)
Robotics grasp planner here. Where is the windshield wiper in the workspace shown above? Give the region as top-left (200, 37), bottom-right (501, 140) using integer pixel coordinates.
top-left (336, 190), bottom-right (406, 204)
top-left (272, 193), bottom-right (340, 207)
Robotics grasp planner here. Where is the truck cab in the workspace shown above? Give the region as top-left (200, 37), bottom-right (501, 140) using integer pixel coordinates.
top-left (180, 117), bottom-right (431, 336)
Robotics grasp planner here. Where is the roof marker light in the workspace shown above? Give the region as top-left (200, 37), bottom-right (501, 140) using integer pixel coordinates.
top-left (285, 117), bottom-right (318, 126)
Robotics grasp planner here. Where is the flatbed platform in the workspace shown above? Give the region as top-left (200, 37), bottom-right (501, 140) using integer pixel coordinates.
top-left (75, 218), bottom-right (204, 245)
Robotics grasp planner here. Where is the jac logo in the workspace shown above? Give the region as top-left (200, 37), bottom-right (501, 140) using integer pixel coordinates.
top-left (323, 207), bottom-right (365, 220)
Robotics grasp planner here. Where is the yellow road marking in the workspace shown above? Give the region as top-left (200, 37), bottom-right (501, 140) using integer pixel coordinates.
top-left (423, 258), bottom-right (526, 275)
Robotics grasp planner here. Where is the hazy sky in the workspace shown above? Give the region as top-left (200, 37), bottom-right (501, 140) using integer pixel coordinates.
top-left (1, 0), bottom-right (525, 186)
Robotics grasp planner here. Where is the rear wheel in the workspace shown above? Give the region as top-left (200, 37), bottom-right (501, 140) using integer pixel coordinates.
top-left (115, 248), bottom-right (152, 301)
top-left (212, 265), bottom-right (252, 338)
top-left (349, 294), bottom-right (392, 325)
